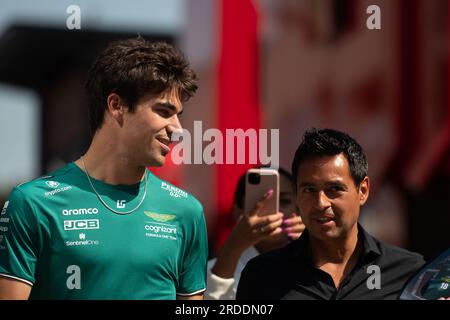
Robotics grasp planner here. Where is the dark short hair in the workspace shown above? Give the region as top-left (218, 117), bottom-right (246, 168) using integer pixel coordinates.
top-left (85, 37), bottom-right (198, 134)
top-left (234, 167), bottom-right (293, 210)
top-left (291, 128), bottom-right (368, 190)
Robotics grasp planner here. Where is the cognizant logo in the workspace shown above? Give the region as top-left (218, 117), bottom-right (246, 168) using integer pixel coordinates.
top-left (145, 224), bottom-right (177, 234)
top-left (62, 208), bottom-right (99, 216)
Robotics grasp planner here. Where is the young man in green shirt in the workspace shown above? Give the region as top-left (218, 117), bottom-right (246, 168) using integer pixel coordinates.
top-left (0, 38), bottom-right (208, 300)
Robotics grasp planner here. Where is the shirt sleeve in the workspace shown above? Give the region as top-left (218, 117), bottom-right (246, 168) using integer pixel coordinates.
top-left (0, 187), bottom-right (40, 286)
top-left (205, 267), bottom-right (236, 300)
top-left (176, 202), bottom-right (208, 296)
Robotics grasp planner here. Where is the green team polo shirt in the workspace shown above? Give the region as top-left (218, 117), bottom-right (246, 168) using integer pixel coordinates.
top-left (0, 162), bottom-right (208, 299)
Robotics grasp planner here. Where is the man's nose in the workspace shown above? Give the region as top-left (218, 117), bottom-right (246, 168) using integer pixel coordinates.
top-left (167, 115), bottom-right (182, 137)
top-left (315, 190), bottom-right (331, 209)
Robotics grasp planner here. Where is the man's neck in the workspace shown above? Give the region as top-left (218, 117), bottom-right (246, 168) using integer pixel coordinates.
top-left (308, 225), bottom-right (362, 288)
top-left (309, 225), bottom-right (361, 266)
top-left (75, 131), bottom-right (146, 185)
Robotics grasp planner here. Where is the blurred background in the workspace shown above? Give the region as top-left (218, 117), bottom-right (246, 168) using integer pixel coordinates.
top-left (0, 0), bottom-right (448, 261)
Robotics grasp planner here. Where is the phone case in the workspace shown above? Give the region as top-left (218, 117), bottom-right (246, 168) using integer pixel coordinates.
top-left (244, 168), bottom-right (280, 216)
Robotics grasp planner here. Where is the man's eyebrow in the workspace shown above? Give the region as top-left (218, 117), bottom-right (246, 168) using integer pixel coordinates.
top-left (298, 180), bottom-right (345, 186)
top-left (324, 180), bottom-right (346, 186)
top-left (298, 182), bottom-right (315, 187)
top-left (156, 102), bottom-right (183, 115)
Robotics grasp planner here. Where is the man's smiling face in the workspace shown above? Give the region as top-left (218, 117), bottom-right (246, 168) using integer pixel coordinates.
top-left (121, 88), bottom-right (183, 167)
top-left (296, 153), bottom-right (369, 241)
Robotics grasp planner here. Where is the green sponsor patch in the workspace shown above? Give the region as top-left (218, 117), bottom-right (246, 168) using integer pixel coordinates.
top-left (144, 211), bottom-right (176, 222)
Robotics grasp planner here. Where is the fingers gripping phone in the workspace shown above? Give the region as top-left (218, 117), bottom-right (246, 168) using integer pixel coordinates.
top-left (244, 168), bottom-right (280, 216)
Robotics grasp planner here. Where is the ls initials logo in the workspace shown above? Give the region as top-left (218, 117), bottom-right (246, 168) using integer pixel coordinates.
top-left (117, 200), bottom-right (126, 209)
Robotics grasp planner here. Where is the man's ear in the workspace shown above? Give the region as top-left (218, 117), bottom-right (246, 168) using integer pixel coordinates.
top-left (359, 176), bottom-right (370, 206)
top-left (106, 93), bottom-right (125, 125)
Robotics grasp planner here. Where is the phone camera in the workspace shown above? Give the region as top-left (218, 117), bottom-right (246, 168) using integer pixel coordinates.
top-left (248, 172), bottom-right (260, 185)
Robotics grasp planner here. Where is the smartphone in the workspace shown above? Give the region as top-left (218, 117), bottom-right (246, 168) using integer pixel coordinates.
top-left (244, 168), bottom-right (279, 216)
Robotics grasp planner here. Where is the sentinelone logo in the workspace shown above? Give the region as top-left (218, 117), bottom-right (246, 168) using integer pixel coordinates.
top-left (66, 238), bottom-right (99, 246)
top-left (66, 233), bottom-right (99, 247)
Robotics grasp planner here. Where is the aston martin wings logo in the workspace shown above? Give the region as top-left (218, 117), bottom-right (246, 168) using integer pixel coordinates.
top-left (144, 212), bottom-right (176, 222)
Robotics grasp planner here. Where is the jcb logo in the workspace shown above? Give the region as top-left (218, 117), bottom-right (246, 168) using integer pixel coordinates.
top-left (64, 219), bottom-right (99, 230)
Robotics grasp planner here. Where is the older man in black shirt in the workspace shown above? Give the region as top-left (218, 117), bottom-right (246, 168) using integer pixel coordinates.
top-left (236, 128), bottom-right (425, 300)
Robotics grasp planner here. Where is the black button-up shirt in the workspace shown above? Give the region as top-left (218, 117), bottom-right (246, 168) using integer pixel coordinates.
top-left (236, 225), bottom-right (425, 300)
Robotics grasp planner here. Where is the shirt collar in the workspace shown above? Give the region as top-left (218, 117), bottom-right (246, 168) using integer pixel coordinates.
top-left (291, 223), bottom-right (382, 263)
top-left (359, 224), bottom-right (382, 257)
